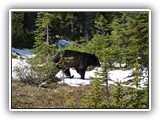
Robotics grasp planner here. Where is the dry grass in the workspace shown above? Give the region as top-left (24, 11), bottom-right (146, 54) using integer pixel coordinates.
top-left (11, 80), bottom-right (148, 109)
top-left (11, 80), bottom-right (86, 109)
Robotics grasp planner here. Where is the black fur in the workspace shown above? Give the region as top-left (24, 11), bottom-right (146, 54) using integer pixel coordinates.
top-left (53, 50), bottom-right (100, 79)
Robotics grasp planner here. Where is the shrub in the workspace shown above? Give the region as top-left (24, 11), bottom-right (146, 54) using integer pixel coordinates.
top-left (13, 42), bottom-right (60, 86)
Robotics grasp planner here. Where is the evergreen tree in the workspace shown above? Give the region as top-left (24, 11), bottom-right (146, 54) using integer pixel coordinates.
top-left (12, 12), bottom-right (27, 48)
top-left (23, 12), bottom-right (36, 48)
top-left (81, 76), bottom-right (105, 108)
top-left (34, 12), bottom-right (54, 49)
top-left (26, 12), bottom-right (58, 84)
top-left (110, 12), bottom-right (149, 69)
top-left (12, 12), bottom-right (36, 48)
top-left (94, 13), bottom-right (108, 35)
top-left (108, 82), bottom-right (125, 108)
top-left (26, 42), bottom-right (58, 85)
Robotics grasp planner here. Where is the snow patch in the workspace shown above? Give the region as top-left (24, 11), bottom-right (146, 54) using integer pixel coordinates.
top-left (56, 39), bottom-right (72, 48)
top-left (12, 48), bottom-right (33, 57)
top-left (112, 62), bottom-right (126, 67)
top-left (56, 68), bottom-right (99, 87)
top-left (11, 47), bottom-right (148, 89)
top-left (12, 58), bottom-right (30, 79)
top-left (108, 70), bottom-right (133, 83)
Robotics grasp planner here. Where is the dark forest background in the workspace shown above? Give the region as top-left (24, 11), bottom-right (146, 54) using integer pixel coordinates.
top-left (12, 12), bottom-right (149, 67)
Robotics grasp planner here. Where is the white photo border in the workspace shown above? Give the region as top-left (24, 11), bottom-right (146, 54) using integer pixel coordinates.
top-left (9, 9), bottom-right (151, 111)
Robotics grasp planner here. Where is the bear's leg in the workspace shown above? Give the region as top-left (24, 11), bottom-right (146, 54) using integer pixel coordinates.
top-left (79, 69), bottom-right (86, 79)
top-left (64, 69), bottom-right (74, 78)
top-left (75, 68), bottom-right (79, 74)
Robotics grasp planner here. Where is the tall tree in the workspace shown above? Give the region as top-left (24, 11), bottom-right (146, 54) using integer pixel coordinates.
top-left (110, 12), bottom-right (149, 68)
top-left (78, 12), bottom-right (93, 41)
top-left (12, 12), bottom-right (27, 48)
top-left (34, 12), bottom-right (55, 54)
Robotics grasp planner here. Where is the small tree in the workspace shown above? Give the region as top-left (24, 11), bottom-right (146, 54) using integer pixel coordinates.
top-left (24, 42), bottom-right (58, 85)
top-left (108, 81), bottom-right (125, 108)
top-left (81, 76), bottom-right (105, 108)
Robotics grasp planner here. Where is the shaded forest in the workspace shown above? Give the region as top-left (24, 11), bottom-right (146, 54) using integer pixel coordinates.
top-left (12, 12), bottom-right (121, 48)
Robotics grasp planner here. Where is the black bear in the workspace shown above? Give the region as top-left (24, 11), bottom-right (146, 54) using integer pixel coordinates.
top-left (53, 50), bottom-right (100, 79)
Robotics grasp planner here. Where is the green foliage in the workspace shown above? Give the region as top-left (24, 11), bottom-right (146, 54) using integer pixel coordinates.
top-left (12, 12), bottom-right (36, 48)
top-left (110, 12), bottom-right (149, 68)
top-left (127, 88), bottom-right (149, 108)
top-left (132, 58), bottom-right (141, 88)
top-left (27, 42), bottom-right (58, 85)
top-left (112, 82), bottom-right (124, 107)
top-left (107, 82), bottom-right (127, 108)
top-left (34, 12), bottom-right (53, 48)
top-left (13, 42), bottom-right (58, 86)
top-left (106, 84), bottom-right (148, 109)
top-left (94, 14), bottom-right (108, 35)
top-left (64, 41), bottom-right (84, 52)
top-left (81, 77), bottom-right (105, 108)
top-left (12, 12), bottom-right (27, 48)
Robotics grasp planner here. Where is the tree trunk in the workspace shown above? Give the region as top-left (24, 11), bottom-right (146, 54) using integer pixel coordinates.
top-left (79, 12), bottom-right (93, 41)
top-left (105, 72), bottom-right (110, 98)
top-left (104, 62), bottom-right (110, 98)
top-left (46, 24), bottom-right (49, 44)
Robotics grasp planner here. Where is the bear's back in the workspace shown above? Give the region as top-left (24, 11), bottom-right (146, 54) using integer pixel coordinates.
top-left (63, 50), bottom-right (82, 57)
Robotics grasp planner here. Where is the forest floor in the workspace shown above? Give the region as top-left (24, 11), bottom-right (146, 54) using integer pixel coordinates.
top-left (11, 80), bottom-right (85, 109)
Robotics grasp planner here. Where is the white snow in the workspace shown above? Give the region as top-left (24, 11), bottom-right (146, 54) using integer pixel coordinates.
top-left (56, 39), bottom-right (72, 48)
top-left (12, 48), bottom-right (33, 79)
top-left (112, 62), bottom-right (126, 67)
top-left (56, 68), bottom-right (96, 87)
top-left (11, 47), bottom-right (148, 89)
top-left (12, 48), bottom-right (33, 57)
top-left (55, 67), bottom-right (147, 88)
top-left (108, 70), bottom-right (133, 83)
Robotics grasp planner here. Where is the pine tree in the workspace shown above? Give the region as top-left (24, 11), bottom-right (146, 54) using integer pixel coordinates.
top-left (34, 12), bottom-right (54, 49)
top-left (25, 12), bottom-right (58, 85)
top-left (12, 12), bottom-right (27, 48)
top-left (94, 13), bottom-right (108, 35)
top-left (109, 82), bottom-right (124, 108)
top-left (81, 76), bottom-right (105, 108)
top-left (26, 42), bottom-right (58, 85)
top-left (12, 12), bottom-right (37, 48)
top-left (23, 12), bottom-right (36, 48)
top-left (110, 12), bottom-right (149, 69)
